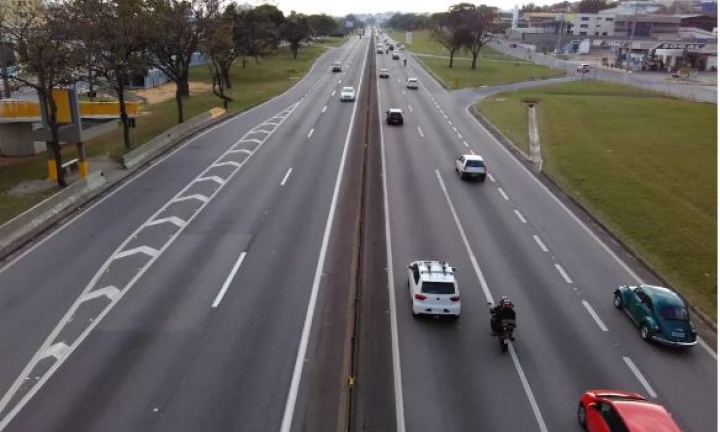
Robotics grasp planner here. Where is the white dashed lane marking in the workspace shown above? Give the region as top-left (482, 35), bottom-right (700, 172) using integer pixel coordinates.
top-left (280, 168), bottom-right (293, 186)
top-left (582, 300), bottom-right (609, 331)
top-left (514, 210), bottom-right (527, 224)
top-left (417, 127), bottom-right (424, 138)
top-left (308, 129), bottom-right (314, 139)
top-left (555, 264), bottom-right (572, 283)
top-left (497, 188), bottom-right (509, 201)
top-left (533, 235), bottom-right (549, 252)
top-left (624, 357), bottom-right (657, 398)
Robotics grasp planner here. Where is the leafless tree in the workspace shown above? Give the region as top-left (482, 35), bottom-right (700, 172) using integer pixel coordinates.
top-left (460, 4), bottom-right (499, 69)
top-left (145, 0), bottom-right (208, 124)
top-left (0, 1), bottom-right (82, 187)
top-left (71, 0), bottom-right (150, 150)
top-left (202, 10), bottom-right (234, 109)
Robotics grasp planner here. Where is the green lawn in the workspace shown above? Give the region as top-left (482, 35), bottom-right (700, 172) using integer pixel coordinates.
top-left (386, 29), bottom-right (564, 88)
top-left (0, 40), bottom-right (348, 225)
top-left (478, 81), bottom-right (717, 318)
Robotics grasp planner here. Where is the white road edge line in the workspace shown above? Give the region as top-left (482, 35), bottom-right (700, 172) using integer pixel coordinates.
top-left (212, 252), bottom-right (247, 308)
top-left (379, 55), bottom-right (407, 432)
top-left (280, 168), bottom-right (293, 186)
top-left (417, 126), bottom-right (424, 138)
top-left (533, 235), bottom-right (549, 252)
top-left (555, 264), bottom-right (573, 284)
top-left (435, 170), bottom-right (549, 432)
top-left (514, 209), bottom-right (527, 224)
top-left (0, 46), bottom-right (332, 277)
top-left (461, 101), bottom-right (717, 360)
top-left (582, 300), bottom-right (608, 331)
top-left (279, 40), bottom-right (369, 432)
top-left (623, 357), bottom-right (657, 398)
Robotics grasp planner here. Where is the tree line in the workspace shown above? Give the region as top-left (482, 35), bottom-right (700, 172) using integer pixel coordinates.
top-left (0, 0), bottom-right (348, 186)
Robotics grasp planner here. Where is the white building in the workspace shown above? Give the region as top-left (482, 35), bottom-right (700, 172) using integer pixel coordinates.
top-left (571, 13), bottom-right (617, 36)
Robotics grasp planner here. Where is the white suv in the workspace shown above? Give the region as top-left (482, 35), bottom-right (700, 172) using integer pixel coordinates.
top-left (407, 260), bottom-right (461, 318)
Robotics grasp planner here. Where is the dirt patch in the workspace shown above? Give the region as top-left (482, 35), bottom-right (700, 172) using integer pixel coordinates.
top-left (132, 81), bottom-right (214, 104)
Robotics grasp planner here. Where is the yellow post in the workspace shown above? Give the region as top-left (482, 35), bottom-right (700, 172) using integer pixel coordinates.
top-left (47, 156), bottom-right (57, 181)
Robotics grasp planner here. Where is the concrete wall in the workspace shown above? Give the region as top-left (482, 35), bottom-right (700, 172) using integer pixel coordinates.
top-left (0, 122), bottom-right (45, 156)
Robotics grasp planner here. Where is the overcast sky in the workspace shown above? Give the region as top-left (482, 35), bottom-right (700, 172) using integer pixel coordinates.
top-left (272, 0), bottom-right (551, 17)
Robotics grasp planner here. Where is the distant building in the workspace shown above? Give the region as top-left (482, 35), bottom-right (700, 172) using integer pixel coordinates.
top-left (571, 13), bottom-right (616, 36)
top-left (614, 14), bottom-right (681, 37)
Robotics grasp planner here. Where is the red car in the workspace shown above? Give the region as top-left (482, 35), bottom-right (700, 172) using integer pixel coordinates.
top-left (578, 390), bottom-right (682, 432)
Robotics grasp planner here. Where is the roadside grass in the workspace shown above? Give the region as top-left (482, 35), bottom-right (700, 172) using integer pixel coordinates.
top-left (478, 80), bottom-right (717, 318)
top-left (389, 29), bottom-right (516, 60)
top-left (0, 39), bottom-right (347, 226)
top-left (419, 56), bottom-right (565, 88)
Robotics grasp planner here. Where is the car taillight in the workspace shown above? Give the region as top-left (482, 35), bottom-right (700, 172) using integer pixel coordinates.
top-left (414, 294), bottom-right (427, 301)
top-left (450, 295), bottom-right (460, 302)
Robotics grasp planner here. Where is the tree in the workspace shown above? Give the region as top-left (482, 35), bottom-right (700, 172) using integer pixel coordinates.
top-left (202, 7), bottom-right (234, 108)
top-left (0, 1), bottom-right (81, 187)
top-left (431, 8), bottom-right (471, 68)
top-left (280, 12), bottom-right (310, 59)
top-left (234, 4), bottom-right (284, 66)
top-left (578, 0), bottom-right (607, 13)
top-left (145, 0), bottom-right (207, 124)
top-left (461, 4), bottom-right (499, 69)
top-left (71, 0), bottom-right (150, 150)
top-left (307, 14), bottom-right (337, 38)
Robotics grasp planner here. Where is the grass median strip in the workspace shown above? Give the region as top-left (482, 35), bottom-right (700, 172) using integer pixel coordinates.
top-left (0, 38), bottom-right (346, 226)
top-left (478, 81), bottom-right (717, 318)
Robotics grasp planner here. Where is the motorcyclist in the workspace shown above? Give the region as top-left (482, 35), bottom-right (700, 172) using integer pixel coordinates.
top-left (490, 296), bottom-right (516, 337)
top-left (403, 58), bottom-right (407, 66)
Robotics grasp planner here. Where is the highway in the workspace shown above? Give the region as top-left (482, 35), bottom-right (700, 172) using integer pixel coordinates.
top-left (0, 31), bottom-right (715, 432)
top-left (365, 35), bottom-right (716, 432)
top-left (0, 36), bottom-right (370, 432)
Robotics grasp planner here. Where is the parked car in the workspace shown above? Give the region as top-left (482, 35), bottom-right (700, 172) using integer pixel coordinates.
top-left (578, 390), bottom-right (682, 432)
top-left (455, 155), bottom-right (487, 181)
top-left (339, 86), bottom-right (356, 102)
top-left (407, 260), bottom-right (461, 318)
top-left (386, 108), bottom-right (403, 125)
top-left (613, 284), bottom-right (697, 347)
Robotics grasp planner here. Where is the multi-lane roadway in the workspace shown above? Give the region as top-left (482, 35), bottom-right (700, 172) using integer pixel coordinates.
top-left (0, 32), bottom-right (715, 432)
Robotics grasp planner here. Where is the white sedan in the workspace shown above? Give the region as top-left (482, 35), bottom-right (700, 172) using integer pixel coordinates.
top-left (406, 78), bottom-right (419, 89)
top-left (455, 154), bottom-right (487, 181)
top-left (340, 86), bottom-right (356, 102)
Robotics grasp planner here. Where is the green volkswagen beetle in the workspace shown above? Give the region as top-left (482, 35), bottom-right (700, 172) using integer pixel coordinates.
top-left (613, 284), bottom-right (697, 348)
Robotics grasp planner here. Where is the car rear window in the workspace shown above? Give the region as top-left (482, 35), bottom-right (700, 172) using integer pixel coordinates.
top-left (659, 306), bottom-right (688, 321)
top-left (466, 160), bottom-right (485, 168)
top-left (421, 281), bottom-right (455, 295)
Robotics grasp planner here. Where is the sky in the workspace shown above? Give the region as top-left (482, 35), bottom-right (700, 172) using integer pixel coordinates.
top-left (269, 0), bottom-right (552, 17)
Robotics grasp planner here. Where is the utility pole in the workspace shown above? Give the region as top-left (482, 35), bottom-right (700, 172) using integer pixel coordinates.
top-left (626, 2), bottom-right (640, 70)
top-left (555, 12), bottom-right (565, 54)
top-left (0, 26), bottom-right (10, 99)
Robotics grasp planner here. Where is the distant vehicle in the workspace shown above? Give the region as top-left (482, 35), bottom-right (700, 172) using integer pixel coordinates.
top-left (578, 390), bottom-right (682, 432)
top-left (613, 284), bottom-right (697, 347)
top-left (577, 63), bottom-right (590, 73)
top-left (340, 86), bottom-right (356, 102)
top-left (455, 154), bottom-right (487, 181)
top-left (407, 260), bottom-right (461, 318)
top-left (379, 68), bottom-right (390, 78)
top-left (509, 43), bottom-right (517, 48)
top-left (406, 77), bottom-right (418, 89)
top-left (391, 52), bottom-right (400, 60)
top-left (376, 48), bottom-right (384, 54)
top-left (386, 108), bottom-right (403, 125)
top-left (388, 44), bottom-right (394, 51)
top-left (331, 61), bottom-right (342, 72)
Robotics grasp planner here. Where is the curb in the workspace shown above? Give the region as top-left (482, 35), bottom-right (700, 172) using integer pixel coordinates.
top-left (0, 108), bottom-right (230, 262)
top-left (468, 104), bottom-right (716, 334)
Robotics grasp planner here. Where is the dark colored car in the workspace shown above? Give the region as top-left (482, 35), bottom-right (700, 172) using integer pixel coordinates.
top-left (578, 390), bottom-right (682, 432)
top-left (613, 284), bottom-right (697, 347)
top-left (386, 109), bottom-right (403, 126)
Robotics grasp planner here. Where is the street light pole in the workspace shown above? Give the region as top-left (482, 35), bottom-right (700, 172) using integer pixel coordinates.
top-left (626, 2), bottom-right (640, 70)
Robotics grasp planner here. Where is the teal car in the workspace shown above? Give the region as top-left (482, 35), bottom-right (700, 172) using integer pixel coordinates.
top-left (613, 284), bottom-right (697, 347)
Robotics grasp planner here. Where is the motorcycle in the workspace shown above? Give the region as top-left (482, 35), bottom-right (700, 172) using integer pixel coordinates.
top-left (489, 303), bottom-right (516, 353)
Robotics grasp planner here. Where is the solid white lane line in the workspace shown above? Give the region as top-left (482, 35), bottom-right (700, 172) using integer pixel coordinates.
top-left (623, 357), bottom-right (657, 398)
top-left (417, 127), bottom-right (424, 138)
top-left (408, 105), bottom-right (413, 112)
top-left (555, 264), bottom-right (573, 284)
top-left (498, 188), bottom-right (509, 201)
top-left (514, 210), bottom-right (527, 224)
top-left (212, 252), bottom-right (247, 308)
top-left (279, 41), bottom-right (370, 432)
top-left (435, 170), bottom-right (549, 432)
top-left (582, 300), bottom-right (608, 331)
top-left (463, 141), bottom-right (469, 147)
top-left (308, 129), bottom-right (314, 138)
top-left (487, 173), bottom-right (495, 182)
top-left (533, 235), bottom-right (549, 252)
top-left (378, 58), bottom-right (407, 432)
top-left (322, 106), bottom-right (327, 113)
top-left (280, 168), bottom-right (293, 186)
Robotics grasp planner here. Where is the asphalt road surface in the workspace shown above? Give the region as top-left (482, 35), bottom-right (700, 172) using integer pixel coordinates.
top-left (0, 32), bottom-right (716, 432)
